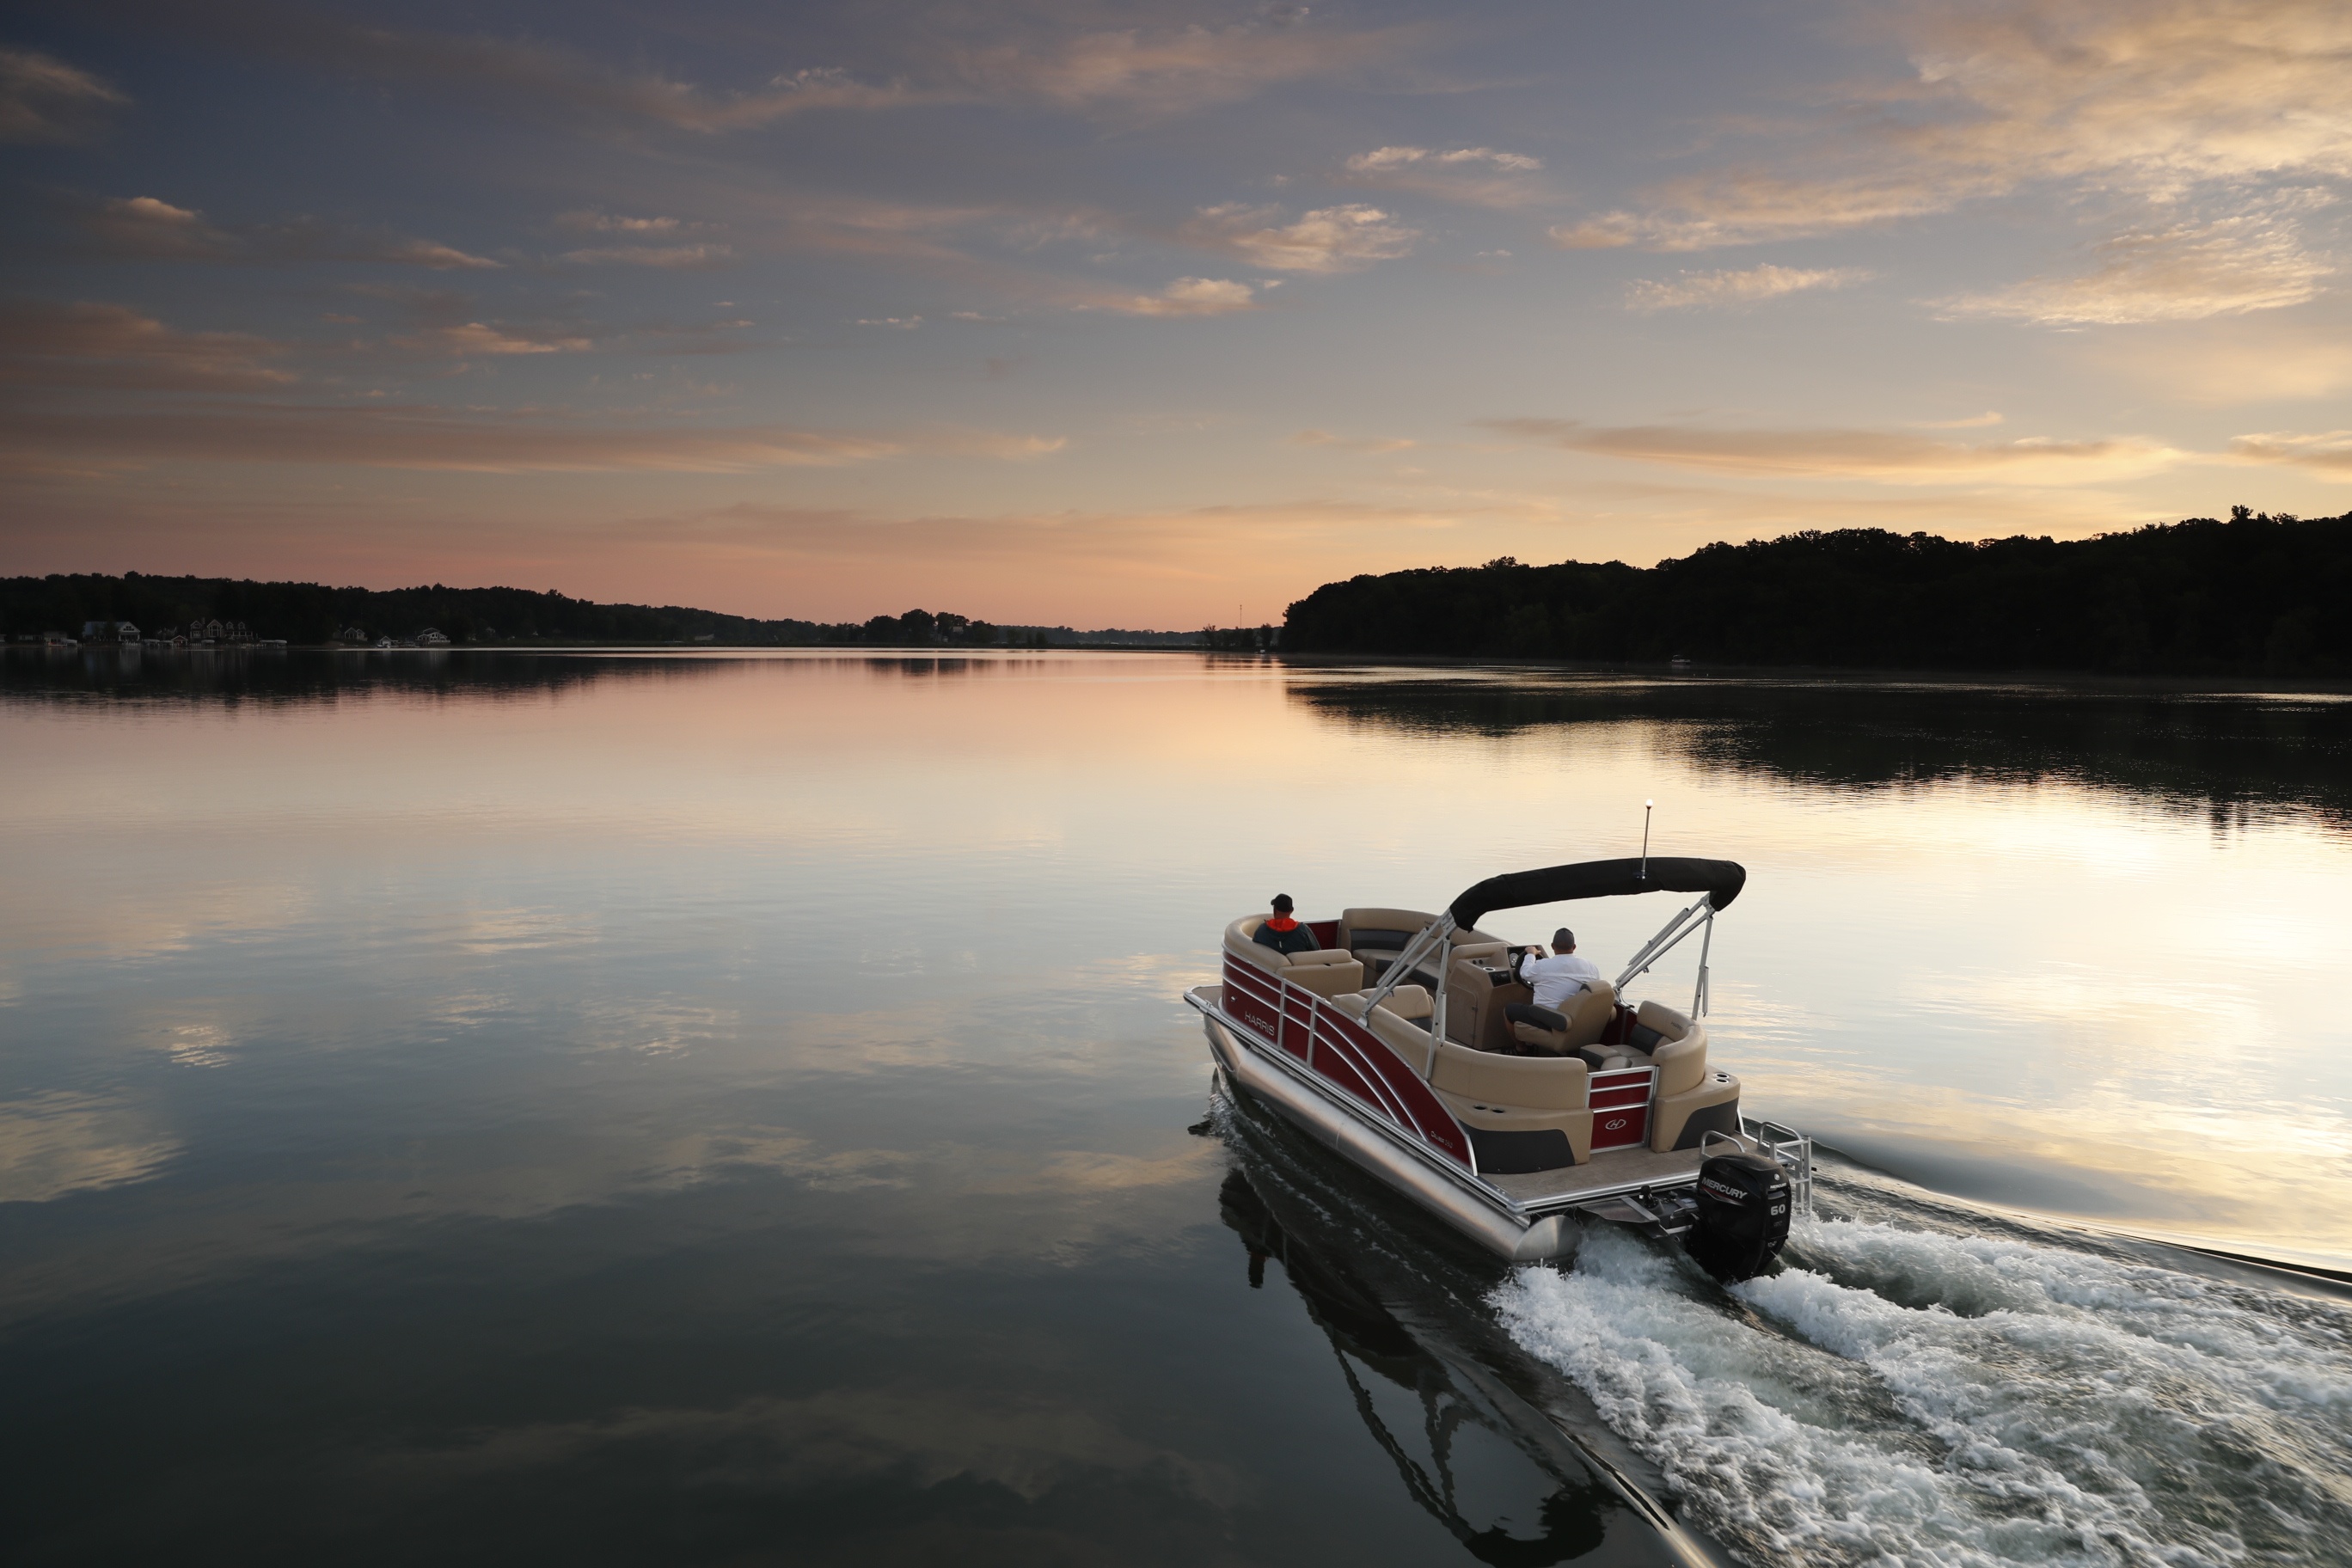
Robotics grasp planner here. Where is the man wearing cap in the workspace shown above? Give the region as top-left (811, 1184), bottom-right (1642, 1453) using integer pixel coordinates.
top-left (1503, 928), bottom-right (1602, 1045)
top-left (1253, 894), bottom-right (1319, 956)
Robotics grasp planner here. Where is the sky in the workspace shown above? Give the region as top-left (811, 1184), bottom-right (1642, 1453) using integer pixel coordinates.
top-left (2, 0), bottom-right (2349, 627)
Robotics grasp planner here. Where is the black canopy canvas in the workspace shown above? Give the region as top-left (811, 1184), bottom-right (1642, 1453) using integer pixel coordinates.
top-left (1449, 857), bottom-right (1746, 928)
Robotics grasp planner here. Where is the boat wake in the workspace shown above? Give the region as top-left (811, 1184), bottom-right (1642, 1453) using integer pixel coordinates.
top-left (1494, 1183), bottom-right (2352, 1567)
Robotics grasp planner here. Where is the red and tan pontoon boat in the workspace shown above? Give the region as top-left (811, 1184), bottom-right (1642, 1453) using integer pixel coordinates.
top-left (1185, 857), bottom-right (1812, 1280)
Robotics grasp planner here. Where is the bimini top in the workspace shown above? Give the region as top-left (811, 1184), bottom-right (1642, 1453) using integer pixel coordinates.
top-left (1448, 857), bottom-right (1746, 928)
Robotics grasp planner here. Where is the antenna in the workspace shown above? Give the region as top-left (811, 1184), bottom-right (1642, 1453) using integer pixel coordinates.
top-left (1640, 799), bottom-right (1652, 879)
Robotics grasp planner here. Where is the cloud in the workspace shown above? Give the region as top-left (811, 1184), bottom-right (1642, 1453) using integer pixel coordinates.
top-left (0, 46), bottom-right (127, 144)
top-left (1548, 0), bottom-right (2352, 267)
top-left (0, 403), bottom-right (1063, 474)
top-left (946, 20), bottom-right (1410, 118)
top-left (2228, 429), bottom-right (2352, 477)
top-left (1934, 215), bottom-right (2332, 325)
top-left (394, 322), bottom-right (594, 356)
top-left (1485, 418), bottom-right (2188, 485)
top-left (1290, 429), bottom-right (1418, 453)
top-left (1626, 264), bottom-right (1873, 311)
top-left (77, 195), bottom-right (241, 259)
top-left (160, 7), bottom-right (1404, 132)
top-left (1349, 146), bottom-right (1542, 174)
top-left (1913, 412), bottom-right (2006, 429)
top-left (1179, 203), bottom-right (1419, 273)
top-left (1549, 174), bottom-right (2000, 253)
top-left (1343, 144), bottom-right (1551, 209)
top-left (371, 236), bottom-right (501, 270)
top-left (560, 243), bottom-right (734, 268)
top-left (555, 211), bottom-right (683, 234)
top-left (854, 315), bottom-right (923, 328)
top-left (171, 9), bottom-right (910, 133)
top-left (72, 193), bottom-right (499, 269)
top-left (1087, 278), bottom-right (1259, 317)
top-left (0, 300), bottom-right (297, 391)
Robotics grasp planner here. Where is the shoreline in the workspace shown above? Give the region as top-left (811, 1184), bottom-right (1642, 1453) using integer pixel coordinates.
top-left (17, 640), bottom-right (2352, 695)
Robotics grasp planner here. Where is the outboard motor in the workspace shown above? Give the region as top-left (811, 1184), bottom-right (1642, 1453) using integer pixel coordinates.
top-left (1682, 1152), bottom-right (1792, 1283)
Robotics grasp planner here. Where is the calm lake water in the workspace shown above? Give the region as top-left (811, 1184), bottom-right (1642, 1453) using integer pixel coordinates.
top-left (5, 648), bottom-right (2349, 1566)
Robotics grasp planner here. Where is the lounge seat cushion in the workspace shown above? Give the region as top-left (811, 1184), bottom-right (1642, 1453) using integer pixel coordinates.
top-left (1375, 983), bottom-right (1433, 1021)
top-left (1430, 1042), bottom-right (1589, 1112)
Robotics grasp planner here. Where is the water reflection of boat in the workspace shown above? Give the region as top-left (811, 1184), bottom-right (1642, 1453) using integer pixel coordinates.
top-left (1211, 1105), bottom-right (1724, 1567)
top-left (1185, 858), bottom-right (1813, 1278)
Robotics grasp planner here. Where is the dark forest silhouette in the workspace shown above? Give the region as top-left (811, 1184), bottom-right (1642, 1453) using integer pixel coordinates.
top-left (0, 576), bottom-right (1196, 649)
top-left (1281, 509), bottom-right (2352, 676)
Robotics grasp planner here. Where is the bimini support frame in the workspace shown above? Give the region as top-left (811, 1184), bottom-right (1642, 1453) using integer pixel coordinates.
top-left (1357, 911), bottom-right (1458, 1081)
top-left (1614, 895), bottom-right (1717, 1018)
top-left (1356, 854), bottom-right (1746, 1078)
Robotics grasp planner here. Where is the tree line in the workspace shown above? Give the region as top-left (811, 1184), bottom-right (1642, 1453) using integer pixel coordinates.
top-left (0, 574), bottom-right (1200, 649)
top-left (1280, 509), bottom-right (2352, 677)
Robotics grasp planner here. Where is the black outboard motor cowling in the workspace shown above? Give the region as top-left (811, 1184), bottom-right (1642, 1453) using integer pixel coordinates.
top-left (1682, 1152), bottom-right (1792, 1283)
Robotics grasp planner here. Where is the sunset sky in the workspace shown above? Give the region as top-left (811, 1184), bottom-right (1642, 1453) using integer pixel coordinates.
top-left (3, 1), bottom-right (2349, 626)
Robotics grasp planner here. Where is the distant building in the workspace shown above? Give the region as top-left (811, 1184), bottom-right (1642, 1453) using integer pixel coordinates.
top-left (478, 625), bottom-right (499, 640)
top-left (339, 626), bottom-right (366, 642)
top-left (416, 628), bottom-right (450, 646)
top-left (80, 620), bottom-right (140, 643)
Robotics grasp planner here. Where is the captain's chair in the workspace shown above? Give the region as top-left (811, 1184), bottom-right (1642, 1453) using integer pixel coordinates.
top-left (1509, 981), bottom-right (1617, 1057)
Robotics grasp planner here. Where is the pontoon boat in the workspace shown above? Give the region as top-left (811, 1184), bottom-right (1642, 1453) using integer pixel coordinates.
top-left (1185, 858), bottom-right (1812, 1280)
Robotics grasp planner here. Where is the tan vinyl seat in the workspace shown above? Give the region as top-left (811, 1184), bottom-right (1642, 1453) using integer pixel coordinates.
top-left (1222, 916), bottom-right (1364, 998)
top-left (1334, 993), bottom-right (1596, 1169)
top-left (1509, 980), bottom-right (1618, 1056)
top-left (1338, 907), bottom-right (1436, 981)
top-left (1626, 999), bottom-right (1746, 1152)
top-left (1375, 983), bottom-right (1434, 1021)
top-left (1632, 1000), bottom-right (1706, 1094)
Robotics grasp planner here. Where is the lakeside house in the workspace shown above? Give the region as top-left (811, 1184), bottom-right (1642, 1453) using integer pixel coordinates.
top-left (80, 621), bottom-right (141, 643)
top-left (417, 628), bottom-right (450, 646)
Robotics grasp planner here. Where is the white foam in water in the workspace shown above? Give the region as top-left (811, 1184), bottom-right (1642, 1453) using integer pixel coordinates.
top-left (1492, 1217), bottom-right (2352, 1567)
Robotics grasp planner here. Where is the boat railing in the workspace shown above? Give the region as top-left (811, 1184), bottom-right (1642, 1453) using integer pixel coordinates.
top-left (1747, 1118), bottom-right (1814, 1216)
top-left (1221, 956), bottom-right (1478, 1174)
top-left (1588, 1064), bottom-right (1656, 1152)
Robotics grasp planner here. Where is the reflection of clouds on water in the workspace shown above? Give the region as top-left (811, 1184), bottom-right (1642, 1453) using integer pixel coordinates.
top-left (0, 1105), bottom-right (1224, 1326)
top-left (0, 874), bottom-right (314, 971)
top-left (456, 906), bottom-right (602, 957)
top-left (0, 1093), bottom-right (181, 1203)
top-left (579, 997), bottom-right (735, 1057)
top-left (164, 1022), bottom-right (236, 1068)
top-left (633, 1131), bottom-right (914, 1193)
top-left (372, 1387), bottom-right (1244, 1510)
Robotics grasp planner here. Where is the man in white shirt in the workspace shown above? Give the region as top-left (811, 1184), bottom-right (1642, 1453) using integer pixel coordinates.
top-left (1504, 928), bottom-right (1603, 1046)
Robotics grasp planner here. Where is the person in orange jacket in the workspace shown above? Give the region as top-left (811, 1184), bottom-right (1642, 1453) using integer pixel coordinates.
top-left (1252, 893), bottom-right (1319, 956)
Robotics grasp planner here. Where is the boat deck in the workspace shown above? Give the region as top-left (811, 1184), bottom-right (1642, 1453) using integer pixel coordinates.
top-left (1487, 1143), bottom-right (1725, 1208)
